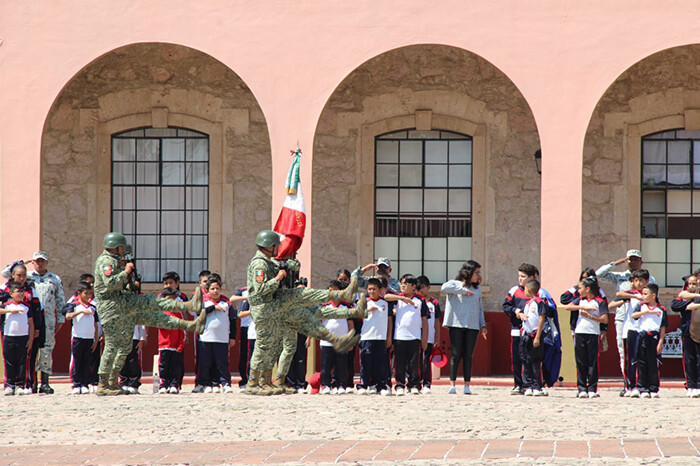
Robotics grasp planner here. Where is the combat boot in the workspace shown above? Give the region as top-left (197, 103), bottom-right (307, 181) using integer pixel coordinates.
top-left (256, 371), bottom-right (275, 396)
top-left (109, 371), bottom-right (130, 395)
top-left (331, 329), bottom-right (360, 354)
top-left (273, 375), bottom-right (296, 394)
top-left (39, 372), bottom-right (54, 395)
top-left (331, 273), bottom-right (358, 303)
top-left (244, 370), bottom-right (261, 395)
top-left (187, 286), bottom-right (204, 315)
top-left (96, 374), bottom-right (120, 396)
top-left (352, 293), bottom-right (368, 319)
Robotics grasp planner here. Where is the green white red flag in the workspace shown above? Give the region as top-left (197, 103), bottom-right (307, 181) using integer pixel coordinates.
top-left (274, 147), bottom-right (306, 258)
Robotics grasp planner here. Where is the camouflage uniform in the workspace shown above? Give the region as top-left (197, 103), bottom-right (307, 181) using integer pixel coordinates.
top-left (93, 249), bottom-right (201, 394)
top-left (28, 270), bottom-right (65, 376)
top-left (246, 250), bottom-right (362, 393)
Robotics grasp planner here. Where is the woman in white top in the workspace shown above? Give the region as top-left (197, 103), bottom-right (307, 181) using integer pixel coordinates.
top-left (441, 260), bottom-right (488, 395)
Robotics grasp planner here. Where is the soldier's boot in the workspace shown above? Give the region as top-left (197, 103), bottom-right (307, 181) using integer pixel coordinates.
top-left (187, 286), bottom-right (204, 315)
top-left (352, 293), bottom-right (368, 319)
top-left (109, 371), bottom-right (130, 395)
top-left (272, 375), bottom-right (296, 394)
top-left (256, 371), bottom-right (275, 396)
top-left (331, 273), bottom-right (358, 303)
top-left (39, 372), bottom-right (54, 395)
top-left (330, 329), bottom-right (360, 354)
top-left (244, 370), bottom-right (261, 395)
top-left (96, 374), bottom-right (120, 396)
top-left (179, 316), bottom-right (206, 335)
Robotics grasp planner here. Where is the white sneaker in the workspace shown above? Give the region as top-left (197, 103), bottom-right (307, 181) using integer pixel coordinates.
top-left (71, 387), bottom-right (81, 395)
top-left (577, 391), bottom-right (587, 398)
top-left (630, 389), bottom-right (640, 398)
top-left (158, 387), bottom-right (167, 394)
top-left (368, 386), bottom-right (378, 395)
top-left (4, 387), bottom-right (14, 396)
top-left (168, 387), bottom-right (179, 394)
top-left (321, 386), bottom-right (331, 395)
top-left (203, 386), bottom-right (213, 394)
top-left (330, 387), bottom-right (338, 395)
top-left (395, 387), bottom-right (405, 396)
top-left (623, 390), bottom-right (632, 397)
top-left (692, 389), bottom-right (700, 398)
top-left (588, 392), bottom-right (600, 398)
top-left (540, 388), bottom-right (548, 396)
top-left (336, 387), bottom-right (345, 395)
top-left (533, 389), bottom-right (544, 397)
top-left (80, 386), bottom-right (90, 395)
top-left (421, 386), bottom-right (432, 394)
top-left (89, 385), bottom-right (97, 394)
top-left (356, 388), bottom-right (367, 395)
top-left (687, 388), bottom-right (693, 397)
top-left (524, 388), bottom-right (534, 396)
top-left (212, 386), bottom-right (221, 394)
top-left (510, 386), bottom-right (523, 395)
top-left (345, 387), bottom-right (354, 394)
top-left (380, 389), bottom-right (390, 396)
top-left (223, 385), bottom-right (233, 394)
top-left (410, 387), bottom-right (420, 395)
top-left (297, 387), bottom-right (306, 394)
top-left (640, 392), bottom-right (651, 398)
top-left (650, 392), bottom-right (660, 399)
top-left (127, 386), bottom-right (138, 394)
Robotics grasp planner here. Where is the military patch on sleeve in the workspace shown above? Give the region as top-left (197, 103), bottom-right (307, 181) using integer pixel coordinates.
top-left (255, 270), bottom-right (264, 283)
top-left (103, 265), bottom-right (112, 277)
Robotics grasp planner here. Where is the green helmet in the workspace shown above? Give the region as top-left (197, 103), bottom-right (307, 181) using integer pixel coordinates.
top-left (256, 230), bottom-right (281, 248)
top-left (103, 232), bottom-right (127, 249)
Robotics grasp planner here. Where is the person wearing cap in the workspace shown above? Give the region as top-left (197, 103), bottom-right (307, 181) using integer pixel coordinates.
top-left (355, 258), bottom-right (401, 294)
top-left (25, 251), bottom-right (65, 394)
top-left (595, 249), bottom-right (655, 292)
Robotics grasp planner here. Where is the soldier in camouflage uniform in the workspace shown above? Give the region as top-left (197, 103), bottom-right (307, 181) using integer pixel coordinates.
top-left (245, 230), bottom-right (365, 395)
top-left (27, 251), bottom-right (66, 395)
top-left (94, 232), bottom-right (206, 396)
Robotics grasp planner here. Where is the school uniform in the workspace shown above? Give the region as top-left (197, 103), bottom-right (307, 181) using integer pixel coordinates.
top-left (234, 287), bottom-right (250, 387)
top-left (622, 290), bottom-right (643, 391)
top-left (503, 286), bottom-right (554, 390)
top-left (634, 303), bottom-right (668, 394)
top-left (671, 295), bottom-right (700, 391)
top-left (120, 325), bottom-right (146, 388)
top-left (320, 303), bottom-right (349, 389)
top-left (420, 295), bottom-right (442, 389)
top-left (572, 296), bottom-right (608, 394)
top-left (158, 309), bottom-right (186, 390)
top-left (1, 283), bottom-right (42, 392)
top-left (519, 297), bottom-right (545, 391)
top-left (198, 295), bottom-right (235, 387)
top-left (393, 294), bottom-right (429, 390)
top-left (1, 301), bottom-right (32, 390)
top-left (358, 296), bottom-right (391, 391)
top-left (67, 301), bottom-right (97, 389)
top-left (65, 295), bottom-right (100, 386)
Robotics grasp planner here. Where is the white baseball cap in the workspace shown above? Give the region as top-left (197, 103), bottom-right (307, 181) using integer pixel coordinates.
top-left (626, 249), bottom-right (642, 259)
top-left (377, 257), bottom-right (392, 268)
top-left (32, 251), bottom-right (49, 261)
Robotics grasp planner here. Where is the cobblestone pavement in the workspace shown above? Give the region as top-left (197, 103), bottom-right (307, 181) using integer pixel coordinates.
top-left (0, 378), bottom-right (697, 464)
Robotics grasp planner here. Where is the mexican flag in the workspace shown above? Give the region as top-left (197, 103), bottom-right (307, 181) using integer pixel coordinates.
top-left (274, 147), bottom-right (306, 259)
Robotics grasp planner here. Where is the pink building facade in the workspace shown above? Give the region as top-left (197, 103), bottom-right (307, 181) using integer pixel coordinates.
top-left (2, 0), bottom-right (700, 377)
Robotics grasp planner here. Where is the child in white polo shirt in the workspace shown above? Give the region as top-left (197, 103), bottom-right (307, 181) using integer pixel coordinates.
top-left (357, 278), bottom-right (394, 396)
top-left (65, 281), bottom-right (98, 395)
top-left (320, 280), bottom-right (353, 395)
top-left (0, 282), bottom-right (35, 396)
top-left (199, 276), bottom-right (237, 394)
top-left (565, 277), bottom-right (609, 398)
top-left (631, 283), bottom-right (667, 398)
top-left (517, 279), bottom-right (546, 396)
top-left (393, 274), bottom-right (428, 396)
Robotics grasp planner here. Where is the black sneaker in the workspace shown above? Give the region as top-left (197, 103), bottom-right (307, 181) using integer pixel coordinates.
top-left (192, 384), bottom-right (206, 393)
top-left (619, 388), bottom-right (626, 397)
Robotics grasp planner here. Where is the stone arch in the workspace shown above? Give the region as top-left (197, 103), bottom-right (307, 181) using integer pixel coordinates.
top-left (312, 44), bottom-right (541, 308)
top-left (582, 44), bottom-right (700, 291)
top-left (40, 42), bottom-right (271, 292)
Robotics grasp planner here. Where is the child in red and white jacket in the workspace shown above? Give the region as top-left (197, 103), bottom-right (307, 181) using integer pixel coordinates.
top-left (157, 287), bottom-right (186, 394)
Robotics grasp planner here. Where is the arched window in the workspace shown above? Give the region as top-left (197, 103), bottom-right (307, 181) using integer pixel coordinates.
top-left (374, 129), bottom-right (472, 284)
top-left (641, 129), bottom-right (700, 286)
top-left (111, 127), bottom-right (209, 282)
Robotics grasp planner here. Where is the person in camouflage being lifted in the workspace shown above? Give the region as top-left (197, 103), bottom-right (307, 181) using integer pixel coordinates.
top-left (94, 232), bottom-right (206, 396)
top-left (246, 230), bottom-right (365, 395)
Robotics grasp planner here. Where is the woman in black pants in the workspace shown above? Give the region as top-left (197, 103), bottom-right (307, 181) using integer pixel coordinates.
top-left (441, 260), bottom-right (488, 394)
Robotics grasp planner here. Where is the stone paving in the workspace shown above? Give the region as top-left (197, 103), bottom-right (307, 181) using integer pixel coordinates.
top-left (0, 377), bottom-right (697, 464)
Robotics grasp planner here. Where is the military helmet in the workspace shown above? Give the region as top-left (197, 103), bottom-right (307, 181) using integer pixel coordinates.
top-left (256, 230), bottom-right (281, 248)
top-left (103, 232), bottom-right (128, 249)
